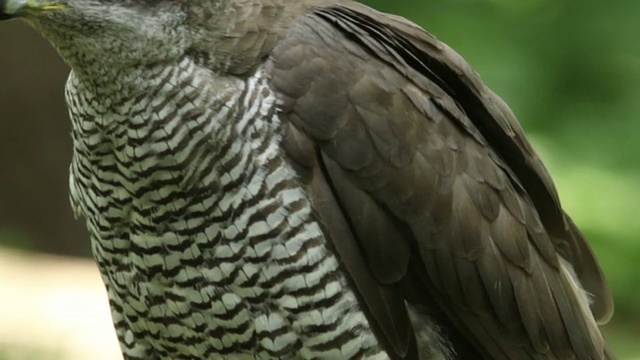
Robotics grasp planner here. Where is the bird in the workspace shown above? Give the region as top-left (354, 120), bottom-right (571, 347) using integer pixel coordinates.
top-left (0, 0), bottom-right (615, 359)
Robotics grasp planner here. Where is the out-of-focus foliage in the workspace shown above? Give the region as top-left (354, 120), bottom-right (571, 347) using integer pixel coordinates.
top-left (0, 0), bottom-right (637, 357)
top-left (0, 21), bottom-right (88, 256)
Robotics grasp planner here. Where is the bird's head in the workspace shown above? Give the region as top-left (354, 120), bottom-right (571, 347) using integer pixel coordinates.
top-left (0, 0), bottom-right (229, 73)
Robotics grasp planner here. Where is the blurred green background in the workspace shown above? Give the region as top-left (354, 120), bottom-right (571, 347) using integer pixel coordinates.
top-left (0, 0), bottom-right (638, 358)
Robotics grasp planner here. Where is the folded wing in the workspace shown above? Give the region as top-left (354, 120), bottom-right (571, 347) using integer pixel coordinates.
top-left (266, 3), bottom-right (614, 358)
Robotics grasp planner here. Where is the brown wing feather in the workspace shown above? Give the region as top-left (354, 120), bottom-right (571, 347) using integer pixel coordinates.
top-left (281, 123), bottom-right (416, 358)
top-left (326, 3), bottom-right (614, 322)
top-left (266, 3), bottom-right (614, 359)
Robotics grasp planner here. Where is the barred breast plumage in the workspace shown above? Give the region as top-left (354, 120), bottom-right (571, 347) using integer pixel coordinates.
top-left (67, 59), bottom-right (389, 359)
top-left (1, 0), bottom-right (614, 359)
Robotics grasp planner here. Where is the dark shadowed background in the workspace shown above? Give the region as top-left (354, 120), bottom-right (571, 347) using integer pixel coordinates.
top-left (0, 0), bottom-right (638, 358)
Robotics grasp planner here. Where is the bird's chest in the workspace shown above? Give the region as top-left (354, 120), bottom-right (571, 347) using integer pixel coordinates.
top-left (68, 125), bottom-right (375, 358)
top-left (66, 70), bottom-right (250, 289)
top-left (65, 71), bottom-right (272, 285)
top-left (65, 65), bottom-right (251, 269)
top-left (68, 106), bottom-right (229, 287)
top-left (64, 68), bottom-right (384, 359)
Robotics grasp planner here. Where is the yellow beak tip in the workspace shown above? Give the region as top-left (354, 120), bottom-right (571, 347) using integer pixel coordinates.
top-left (39, 4), bottom-right (67, 11)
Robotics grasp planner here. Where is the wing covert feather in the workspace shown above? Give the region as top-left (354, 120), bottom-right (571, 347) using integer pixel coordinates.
top-left (266, 3), bottom-right (614, 359)
top-left (325, 4), bottom-right (614, 322)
